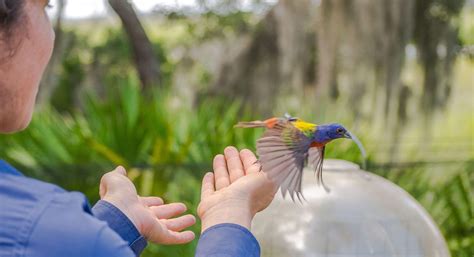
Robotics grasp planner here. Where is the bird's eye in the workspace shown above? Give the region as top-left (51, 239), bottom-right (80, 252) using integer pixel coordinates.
top-left (336, 128), bottom-right (344, 134)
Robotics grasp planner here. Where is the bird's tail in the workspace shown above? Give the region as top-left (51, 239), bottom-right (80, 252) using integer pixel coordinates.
top-left (234, 121), bottom-right (267, 128)
top-left (234, 117), bottom-right (280, 129)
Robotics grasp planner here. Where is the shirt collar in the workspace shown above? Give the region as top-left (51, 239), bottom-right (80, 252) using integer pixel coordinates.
top-left (0, 160), bottom-right (23, 176)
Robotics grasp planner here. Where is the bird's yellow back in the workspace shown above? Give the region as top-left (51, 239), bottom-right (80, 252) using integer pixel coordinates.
top-left (291, 119), bottom-right (317, 133)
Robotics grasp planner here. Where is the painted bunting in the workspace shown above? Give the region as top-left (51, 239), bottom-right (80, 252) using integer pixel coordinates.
top-left (236, 114), bottom-right (366, 201)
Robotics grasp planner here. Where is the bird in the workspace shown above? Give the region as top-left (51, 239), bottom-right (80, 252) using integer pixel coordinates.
top-left (235, 114), bottom-right (365, 201)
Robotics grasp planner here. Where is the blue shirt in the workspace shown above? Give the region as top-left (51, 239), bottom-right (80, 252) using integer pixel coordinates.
top-left (0, 160), bottom-right (260, 257)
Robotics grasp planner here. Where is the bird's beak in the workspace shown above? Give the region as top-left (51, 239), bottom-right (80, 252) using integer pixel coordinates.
top-left (344, 131), bottom-right (352, 139)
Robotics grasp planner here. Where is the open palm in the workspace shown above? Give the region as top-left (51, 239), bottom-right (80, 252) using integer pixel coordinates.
top-left (198, 147), bottom-right (277, 232)
top-left (99, 167), bottom-right (196, 245)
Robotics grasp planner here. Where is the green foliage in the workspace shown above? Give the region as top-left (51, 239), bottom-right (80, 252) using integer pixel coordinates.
top-left (181, 11), bottom-right (255, 41)
top-left (51, 31), bottom-right (87, 112)
top-left (459, 8), bottom-right (474, 46)
top-left (0, 107), bottom-right (105, 198)
top-left (91, 28), bottom-right (173, 88)
top-left (90, 29), bottom-right (146, 87)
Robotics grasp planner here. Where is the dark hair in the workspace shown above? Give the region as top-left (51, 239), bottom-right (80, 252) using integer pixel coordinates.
top-left (0, 0), bottom-right (24, 58)
top-left (0, 0), bottom-right (24, 28)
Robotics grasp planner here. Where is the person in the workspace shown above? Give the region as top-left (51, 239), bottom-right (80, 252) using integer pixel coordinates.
top-left (0, 1), bottom-right (277, 257)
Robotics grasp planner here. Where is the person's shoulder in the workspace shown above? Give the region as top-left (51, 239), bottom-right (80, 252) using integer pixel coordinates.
top-left (0, 172), bottom-right (65, 199)
top-left (27, 202), bottom-right (134, 257)
top-left (0, 173), bottom-right (67, 255)
top-left (0, 174), bottom-right (133, 257)
top-left (26, 187), bottom-right (134, 256)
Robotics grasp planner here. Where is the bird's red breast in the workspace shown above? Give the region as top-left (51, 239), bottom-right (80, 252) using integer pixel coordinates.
top-left (310, 141), bottom-right (328, 148)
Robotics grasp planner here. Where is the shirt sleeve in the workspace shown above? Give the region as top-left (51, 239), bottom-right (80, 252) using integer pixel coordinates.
top-left (92, 200), bottom-right (147, 256)
top-left (93, 226), bottom-right (137, 257)
top-left (195, 223), bottom-right (261, 257)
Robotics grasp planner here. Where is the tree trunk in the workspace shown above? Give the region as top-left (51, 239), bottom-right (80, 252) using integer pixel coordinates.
top-left (209, 0), bottom-right (314, 114)
top-left (414, 0), bottom-right (462, 114)
top-left (108, 0), bottom-right (160, 90)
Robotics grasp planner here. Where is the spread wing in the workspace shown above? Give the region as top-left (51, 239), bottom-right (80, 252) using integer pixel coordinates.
top-left (308, 146), bottom-right (329, 192)
top-left (256, 120), bottom-right (312, 201)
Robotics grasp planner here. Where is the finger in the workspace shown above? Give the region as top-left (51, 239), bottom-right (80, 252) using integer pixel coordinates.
top-left (213, 154), bottom-right (230, 190)
top-left (201, 172), bottom-right (215, 200)
top-left (240, 149), bottom-right (260, 174)
top-left (140, 196), bottom-right (164, 207)
top-left (159, 230), bottom-right (195, 245)
top-left (150, 203), bottom-right (187, 219)
top-left (224, 146), bottom-right (245, 182)
top-left (163, 214), bottom-right (196, 232)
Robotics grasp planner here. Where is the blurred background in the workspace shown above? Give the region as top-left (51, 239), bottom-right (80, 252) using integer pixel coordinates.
top-left (0, 0), bottom-right (473, 256)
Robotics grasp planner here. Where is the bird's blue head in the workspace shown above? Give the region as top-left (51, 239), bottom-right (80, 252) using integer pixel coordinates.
top-left (325, 123), bottom-right (351, 140)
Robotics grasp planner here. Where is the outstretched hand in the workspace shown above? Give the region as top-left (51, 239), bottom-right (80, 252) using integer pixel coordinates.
top-left (99, 167), bottom-right (196, 244)
top-left (198, 147), bottom-right (278, 232)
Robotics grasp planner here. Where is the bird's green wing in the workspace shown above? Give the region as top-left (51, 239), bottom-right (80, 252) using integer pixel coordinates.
top-left (256, 120), bottom-right (312, 201)
top-left (308, 146), bottom-right (329, 192)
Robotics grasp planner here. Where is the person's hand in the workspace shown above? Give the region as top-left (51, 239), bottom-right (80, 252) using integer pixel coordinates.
top-left (99, 166), bottom-right (196, 244)
top-left (198, 146), bottom-right (278, 232)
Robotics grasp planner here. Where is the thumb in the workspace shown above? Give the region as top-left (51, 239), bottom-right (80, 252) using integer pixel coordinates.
top-left (114, 165), bottom-right (127, 176)
top-left (99, 166), bottom-right (128, 198)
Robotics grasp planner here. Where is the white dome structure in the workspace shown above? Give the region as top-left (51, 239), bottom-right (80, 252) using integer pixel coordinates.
top-left (252, 159), bottom-right (450, 257)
